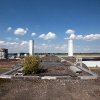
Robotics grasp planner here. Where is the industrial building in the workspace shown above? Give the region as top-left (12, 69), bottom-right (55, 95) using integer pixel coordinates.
top-left (0, 48), bottom-right (8, 59)
top-left (29, 39), bottom-right (34, 55)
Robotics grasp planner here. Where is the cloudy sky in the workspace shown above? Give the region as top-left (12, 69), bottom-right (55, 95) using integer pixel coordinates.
top-left (0, 0), bottom-right (100, 53)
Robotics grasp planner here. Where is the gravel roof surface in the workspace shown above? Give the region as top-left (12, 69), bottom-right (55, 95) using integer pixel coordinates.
top-left (39, 56), bottom-right (75, 76)
top-left (0, 78), bottom-right (100, 100)
top-left (39, 55), bottom-right (90, 76)
top-left (1, 55), bottom-right (100, 100)
top-left (0, 60), bottom-right (20, 68)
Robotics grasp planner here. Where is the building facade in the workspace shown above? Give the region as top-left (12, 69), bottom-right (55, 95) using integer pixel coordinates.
top-left (0, 48), bottom-right (8, 59)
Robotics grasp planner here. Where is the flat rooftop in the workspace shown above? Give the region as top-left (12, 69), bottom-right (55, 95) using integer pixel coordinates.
top-left (0, 78), bottom-right (100, 100)
top-left (39, 55), bottom-right (92, 77)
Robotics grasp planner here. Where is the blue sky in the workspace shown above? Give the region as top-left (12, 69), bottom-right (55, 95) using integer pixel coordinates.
top-left (0, 0), bottom-right (100, 53)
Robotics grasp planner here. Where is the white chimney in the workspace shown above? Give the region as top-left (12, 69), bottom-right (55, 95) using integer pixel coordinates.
top-left (29, 39), bottom-right (34, 55)
top-left (68, 39), bottom-right (73, 57)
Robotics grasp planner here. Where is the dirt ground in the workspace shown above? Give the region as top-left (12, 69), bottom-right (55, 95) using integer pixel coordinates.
top-left (0, 60), bottom-right (21, 74)
top-left (0, 78), bottom-right (100, 100)
top-left (0, 60), bottom-right (20, 68)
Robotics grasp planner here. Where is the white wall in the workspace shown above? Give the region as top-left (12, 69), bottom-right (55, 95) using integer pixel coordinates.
top-left (83, 61), bottom-right (100, 67)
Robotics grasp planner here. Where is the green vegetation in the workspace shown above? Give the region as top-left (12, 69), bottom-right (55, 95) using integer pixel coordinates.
top-left (22, 55), bottom-right (41, 75)
top-left (74, 53), bottom-right (100, 55)
top-left (0, 68), bottom-right (10, 70)
top-left (90, 67), bottom-right (100, 70)
top-left (0, 68), bottom-right (10, 74)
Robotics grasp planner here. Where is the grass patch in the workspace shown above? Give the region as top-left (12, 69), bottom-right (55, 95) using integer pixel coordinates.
top-left (0, 68), bottom-right (10, 70)
top-left (89, 67), bottom-right (100, 71)
top-left (0, 68), bottom-right (11, 72)
top-left (0, 68), bottom-right (11, 74)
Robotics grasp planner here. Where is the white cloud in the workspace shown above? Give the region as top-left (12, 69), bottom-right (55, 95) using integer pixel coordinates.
top-left (37, 43), bottom-right (52, 52)
top-left (14, 28), bottom-right (27, 35)
top-left (42, 43), bottom-right (47, 46)
top-left (0, 41), bottom-right (19, 47)
top-left (83, 34), bottom-right (100, 41)
top-left (65, 29), bottom-right (75, 39)
top-left (45, 32), bottom-right (56, 40)
top-left (61, 44), bottom-right (67, 49)
top-left (31, 32), bottom-right (36, 36)
top-left (15, 38), bottom-right (19, 40)
top-left (65, 29), bottom-right (75, 34)
top-left (6, 37), bottom-right (20, 41)
top-left (20, 41), bottom-right (28, 45)
top-left (26, 28), bottom-right (28, 31)
top-left (55, 46), bottom-right (60, 49)
top-left (39, 34), bottom-right (45, 38)
top-left (75, 34), bottom-right (100, 41)
top-left (65, 29), bottom-right (100, 41)
top-left (6, 38), bottom-right (12, 41)
top-left (39, 32), bottom-right (56, 40)
top-left (0, 40), bottom-right (29, 53)
top-left (69, 33), bottom-right (76, 39)
top-left (76, 35), bottom-right (83, 39)
top-left (6, 42), bottom-right (19, 46)
top-left (55, 44), bottom-right (67, 49)
top-left (7, 27), bottom-right (12, 31)
top-left (64, 37), bottom-right (68, 40)
top-left (0, 40), bottom-right (5, 44)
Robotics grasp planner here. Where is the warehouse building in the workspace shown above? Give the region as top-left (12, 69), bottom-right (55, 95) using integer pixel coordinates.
top-left (0, 48), bottom-right (8, 59)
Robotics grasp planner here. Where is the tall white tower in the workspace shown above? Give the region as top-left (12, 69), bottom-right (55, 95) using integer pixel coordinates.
top-left (29, 39), bottom-right (34, 56)
top-left (68, 39), bottom-right (73, 57)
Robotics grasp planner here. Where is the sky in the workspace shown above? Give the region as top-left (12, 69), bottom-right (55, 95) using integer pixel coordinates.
top-left (0, 0), bottom-right (100, 53)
